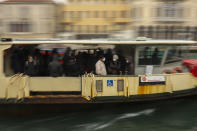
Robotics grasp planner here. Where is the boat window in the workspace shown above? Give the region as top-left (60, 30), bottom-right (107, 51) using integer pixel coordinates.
top-left (185, 46), bottom-right (197, 59)
top-left (165, 47), bottom-right (186, 64)
top-left (138, 46), bottom-right (164, 65)
top-left (3, 44), bottom-right (135, 77)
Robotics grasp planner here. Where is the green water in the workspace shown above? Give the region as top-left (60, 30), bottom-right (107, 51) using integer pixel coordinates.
top-left (1, 97), bottom-right (197, 131)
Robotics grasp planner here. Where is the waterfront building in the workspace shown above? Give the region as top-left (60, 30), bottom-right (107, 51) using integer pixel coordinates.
top-left (0, 4), bottom-right (3, 37)
top-left (0, 0), bottom-right (56, 38)
top-left (130, 0), bottom-right (197, 40)
top-left (57, 0), bottom-right (131, 39)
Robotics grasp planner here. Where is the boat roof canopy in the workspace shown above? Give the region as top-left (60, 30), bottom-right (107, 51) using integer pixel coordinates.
top-left (0, 39), bottom-right (196, 45)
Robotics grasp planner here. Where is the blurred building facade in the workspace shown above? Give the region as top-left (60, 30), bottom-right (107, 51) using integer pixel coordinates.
top-left (57, 0), bottom-right (131, 39)
top-left (0, 0), bottom-right (56, 38)
top-left (1, 0), bottom-right (197, 40)
top-left (131, 0), bottom-right (197, 40)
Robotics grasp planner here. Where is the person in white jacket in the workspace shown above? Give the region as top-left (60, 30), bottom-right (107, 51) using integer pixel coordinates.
top-left (95, 56), bottom-right (107, 75)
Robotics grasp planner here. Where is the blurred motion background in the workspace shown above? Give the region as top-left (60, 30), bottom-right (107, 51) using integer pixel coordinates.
top-left (0, 0), bottom-right (197, 40)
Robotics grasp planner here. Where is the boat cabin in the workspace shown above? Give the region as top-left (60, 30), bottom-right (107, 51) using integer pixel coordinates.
top-left (0, 39), bottom-right (196, 103)
top-left (1, 39), bottom-right (196, 76)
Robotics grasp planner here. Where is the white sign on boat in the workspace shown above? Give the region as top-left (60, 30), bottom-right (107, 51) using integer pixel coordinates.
top-left (140, 76), bottom-right (166, 83)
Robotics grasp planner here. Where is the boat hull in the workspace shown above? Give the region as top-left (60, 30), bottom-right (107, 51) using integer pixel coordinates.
top-left (0, 86), bottom-right (196, 104)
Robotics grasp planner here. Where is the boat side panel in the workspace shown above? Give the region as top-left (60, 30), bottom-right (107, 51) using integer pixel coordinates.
top-left (0, 45), bottom-right (11, 77)
top-left (30, 77), bottom-right (81, 92)
top-left (81, 73), bottom-right (197, 100)
top-left (0, 78), bottom-right (8, 99)
top-left (0, 45), bottom-right (13, 99)
top-left (167, 73), bottom-right (196, 91)
top-left (133, 73), bottom-right (197, 95)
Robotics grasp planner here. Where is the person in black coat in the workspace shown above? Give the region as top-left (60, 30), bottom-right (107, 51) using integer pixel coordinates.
top-left (48, 55), bottom-right (63, 77)
top-left (24, 55), bottom-right (38, 76)
top-left (108, 54), bottom-right (121, 75)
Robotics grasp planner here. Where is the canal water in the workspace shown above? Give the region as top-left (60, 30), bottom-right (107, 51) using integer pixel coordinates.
top-left (1, 97), bottom-right (197, 131)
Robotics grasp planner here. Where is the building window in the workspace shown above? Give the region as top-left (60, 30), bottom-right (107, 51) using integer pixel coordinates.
top-left (86, 11), bottom-right (90, 18)
top-left (70, 11), bottom-right (74, 18)
top-left (138, 26), bottom-right (145, 36)
top-left (10, 22), bottom-right (30, 32)
top-left (103, 11), bottom-right (107, 18)
top-left (165, 6), bottom-right (175, 17)
top-left (63, 11), bottom-right (66, 19)
top-left (20, 7), bottom-right (30, 18)
top-left (78, 11), bottom-right (81, 18)
top-left (131, 8), bottom-right (136, 18)
top-left (156, 7), bottom-right (161, 17)
top-left (103, 25), bottom-right (107, 33)
top-left (94, 11), bottom-right (99, 18)
top-left (156, 4), bottom-right (183, 19)
top-left (70, 25), bottom-right (73, 32)
top-left (95, 25), bottom-right (99, 33)
top-left (121, 11), bottom-right (127, 18)
top-left (86, 25), bottom-right (90, 33)
top-left (132, 7), bottom-right (143, 19)
top-left (77, 25), bottom-right (81, 32)
top-left (73, 11), bottom-right (77, 18)
top-left (112, 11), bottom-right (116, 18)
top-left (177, 8), bottom-right (183, 17)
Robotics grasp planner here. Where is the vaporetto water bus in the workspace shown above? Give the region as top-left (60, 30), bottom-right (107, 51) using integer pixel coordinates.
top-left (0, 38), bottom-right (197, 104)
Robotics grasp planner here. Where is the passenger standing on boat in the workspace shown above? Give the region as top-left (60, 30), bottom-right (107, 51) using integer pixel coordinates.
top-left (83, 51), bottom-right (91, 73)
top-left (105, 49), bottom-right (113, 72)
top-left (48, 55), bottom-right (63, 77)
top-left (76, 51), bottom-right (85, 75)
top-left (125, 56), bottom-right (134, 75)
top-left (117, 50), bottom-right (126, 75)
top-left (11, 47), bottom-right (22, 74)
top-left (40, 50), bottom-right (50, 76)
top-left (62, 50), bottom-right (71, 76)
top-left (33, 49), bottom-right (41, 75)
top-left (108, 54), bottom-right (120, 75)
top-left (152, 48), bottom-right (159, 65)
top-left (64, 51), bottom-right (77, 76)
top-left (95, 55), bottom-right (107, 75)
top-left (24, 55), bottom-right (38, 76)
top-left (71, 57), bottom-right (80, 76)
top-left (89, 50), bottom-right (99, 74)
top-left (49, 48), bottom-right (59, 62)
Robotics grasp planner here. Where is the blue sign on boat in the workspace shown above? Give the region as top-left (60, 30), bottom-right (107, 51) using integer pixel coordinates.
top-left (107, 80), bottom-right (113, 87)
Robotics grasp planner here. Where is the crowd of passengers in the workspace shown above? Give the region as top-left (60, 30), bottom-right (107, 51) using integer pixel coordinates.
top-left (10, 46), bottom-right (134, 77)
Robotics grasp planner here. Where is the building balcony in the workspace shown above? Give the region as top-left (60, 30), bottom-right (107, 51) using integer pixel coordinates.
top-left (152, 17), bottom-right (187, 22)
top-left (62, 28), bottom-right (122, 34)
top-left (111, 18), bottom-right (131, 23)
top-left (60, 17), bottom-right (131, 24)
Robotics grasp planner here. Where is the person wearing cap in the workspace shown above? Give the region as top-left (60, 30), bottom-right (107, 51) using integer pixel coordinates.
top-left (108, 54), bottom-right (120, 75)
top-left (95, 55), bottom-right (107, 75)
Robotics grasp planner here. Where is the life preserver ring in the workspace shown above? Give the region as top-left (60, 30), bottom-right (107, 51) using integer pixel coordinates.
top-left (163, 69), bottom-right (176, 74)
top-left (173, 66), bottom-right (183, 73)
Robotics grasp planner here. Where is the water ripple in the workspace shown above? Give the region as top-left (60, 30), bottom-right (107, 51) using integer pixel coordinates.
top-left (76, 108), bottom-right (155, 131)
